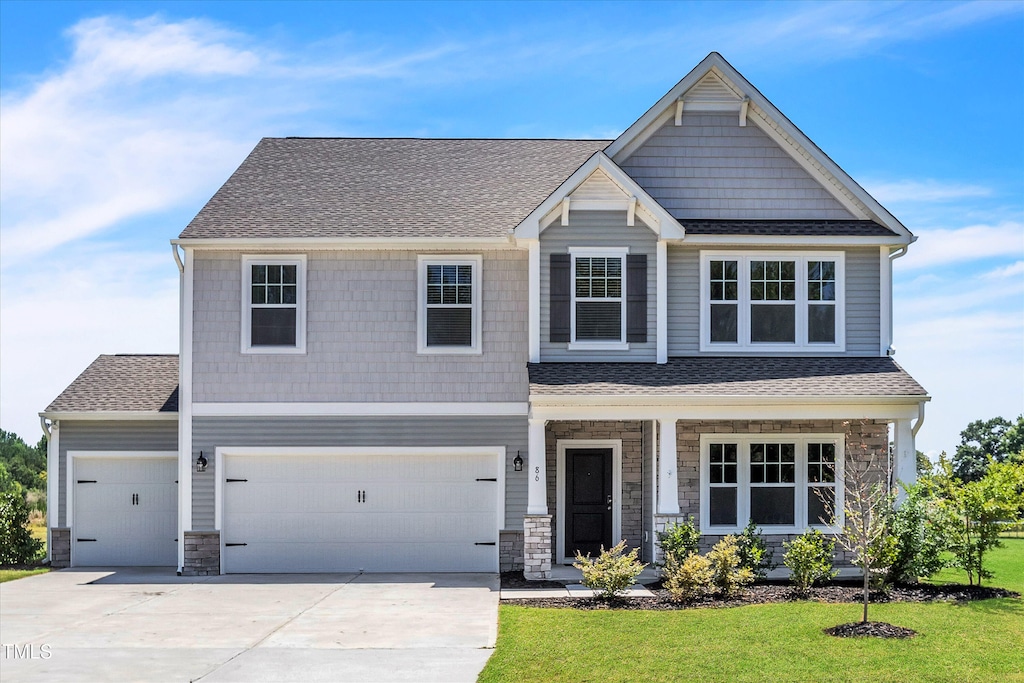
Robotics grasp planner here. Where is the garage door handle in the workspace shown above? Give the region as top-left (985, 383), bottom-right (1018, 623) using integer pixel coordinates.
top-left (226, 478), bottom-right (248, 483)
top-left (77, 480), bottom-right (97, 483)
top-left (77, 538), bottom-right (97, 542)
top-left (225, 543), bottom-right (247, 547)
top-left (476, 478), bottom-right (497, 482)
top-left (474, 542), bottom-right (496, 546)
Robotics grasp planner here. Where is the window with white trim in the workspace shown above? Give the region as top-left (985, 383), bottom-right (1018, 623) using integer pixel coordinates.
top-left (569, 248), bottom-right (628, 348)
top-left (700, 252), bottom-right (844, 351)
top-left (700, 434), bottom-right (844, 534)
top-left (417, 256), bottom-right (481, 354)
top-left (242, 255), bottom-right (307, 354)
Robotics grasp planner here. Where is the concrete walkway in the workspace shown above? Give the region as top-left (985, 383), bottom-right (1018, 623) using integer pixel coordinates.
top-left (0, 569), bottom-right (498, 683)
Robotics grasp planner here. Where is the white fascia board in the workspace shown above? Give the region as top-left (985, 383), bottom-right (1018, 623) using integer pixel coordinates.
top-left (680, 235), bottom-right (911, 247)
top-left (171, 237), bottom-right (517, 251)
top-left (38, 411), bottom-right (178, 422)
top-left (604, 52), bottom-right (913, 242)
top-left (513, 152), bottom-right (684, 241)
top-left (192, 402), bottom-right (529, 417)
top-left (530, 394), bottom-right (929, 408)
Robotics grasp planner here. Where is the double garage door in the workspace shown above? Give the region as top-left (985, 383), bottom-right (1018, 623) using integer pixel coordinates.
top-left (220, 450), bottom-right (501, 573)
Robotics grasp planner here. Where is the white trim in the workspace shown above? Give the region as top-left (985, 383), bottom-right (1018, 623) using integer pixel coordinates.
top-left (566, 342), bottom-right (630, 352)
top-left (416, 255), bottom-right (483, 355)
top-left (657, 419), bottom-right (679, 514)
top-left (570, 248), bottom-right (629, 347)
top-left (880, 246), bottom-right (892, 356)
top-left (527, 418), bottom-right (547, 515)
top-left (893, 418), bottom-right (917, 501)
top-left (555, 439), bottom-right (622, 564)
top-left (192, 401), bottom-right (529, 417)
top-left (214, 446), bottom-right (505, 574)
top-left (567, 246), bottom-right (631, 256)
top-left (66, 450), bottom-right (178, 567)
top-left (528, 240), bottom-right (541, 363)
top-left (699, 251), bottom-right (846, 353)
top-left (529, 401), bottom-right (925, 422)
top-left (656, 241), bottom-right (668, 364)
top-left (39, 412), bottom-right (178, 422)
top-left (46, 421), bottom-right (59, 559)
top-left (178, 247), bottom-right (194, 572)
top-left (513, 152), bottom-right (684, 241)
top-left (173, 237), bottom-right (517, 250)
top-left (698, 434), bottom-right (845, 535)
top-left (681, 235), bottom-right (909, 247)
top-left (240, 254), bottom-right (308, 354)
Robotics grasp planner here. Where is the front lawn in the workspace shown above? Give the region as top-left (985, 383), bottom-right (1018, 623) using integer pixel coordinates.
top-left (480, 540), bottom-right (1024, 682)
top-left (0, 568), bottom-right (48, 583)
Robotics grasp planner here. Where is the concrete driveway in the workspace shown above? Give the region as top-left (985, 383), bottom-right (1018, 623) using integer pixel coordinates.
top-left (0, 569), bottom-right (498, 683)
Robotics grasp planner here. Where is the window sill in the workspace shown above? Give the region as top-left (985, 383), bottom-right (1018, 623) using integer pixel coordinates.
top-left (701, 524), bottom-right (842, 536)
top-left (241, 345), bottom-right (306, 355)
top-left (567, 342), bottom-right (630, 352)
top-left (698, 343), bottom-right (846, 354)
top-left (417, 346), bottom-right (482, 355)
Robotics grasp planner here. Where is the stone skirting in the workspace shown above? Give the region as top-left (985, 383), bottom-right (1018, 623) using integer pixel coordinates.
top-left (523, 515), bottom-right (552, 580)
top-left (50, 528), bottom-right (71, 568)
top-left (500, 530), bottom-right (524, 572)
top-left (182, 531), bottom-right (220, 576)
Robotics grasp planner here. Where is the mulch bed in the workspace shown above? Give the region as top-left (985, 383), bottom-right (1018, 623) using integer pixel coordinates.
top-left (500, 578), bottom-right (1018, 611)
top-left (824, 621), bottom-right (917, 639)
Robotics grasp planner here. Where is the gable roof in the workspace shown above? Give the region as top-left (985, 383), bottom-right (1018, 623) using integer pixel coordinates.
top-left (43, 355), bottom-right (179, 415)
top-left (605, 53), bottom-right (913, 242)
top-left (179, 138), bottom-right (609, 241)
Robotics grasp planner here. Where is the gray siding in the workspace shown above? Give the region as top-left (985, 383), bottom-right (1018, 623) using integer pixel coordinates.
top-left (540, 210), bottom-right (657, 362)
top-left (56, 420), bottom-right (178, 526)
top-left (667, 246), bottom-right (880, 356)
top-left (621, 113), bottom-right (856, 220)
top-left (191, 415), bottom-right (527, 531)
top-left (192, 250), bottom-right (528, 403)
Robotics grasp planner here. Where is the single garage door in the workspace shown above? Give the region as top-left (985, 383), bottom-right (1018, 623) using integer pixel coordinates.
top-left (221, 450), bottom-right (500, 573)
top-left (72, 455), bottom-right (177, 566)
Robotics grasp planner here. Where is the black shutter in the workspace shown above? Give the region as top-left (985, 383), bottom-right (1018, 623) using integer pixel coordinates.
top-left (550, 254), bottom-right (571, 343)
top-left (626, 254), bottom-right (647, 343)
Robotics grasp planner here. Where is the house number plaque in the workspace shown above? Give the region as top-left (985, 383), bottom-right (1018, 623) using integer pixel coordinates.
top-left (534, 466), bottom-right (540, 482)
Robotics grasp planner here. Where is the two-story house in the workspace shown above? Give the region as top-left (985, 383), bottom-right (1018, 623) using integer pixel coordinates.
top-left (41, 53), bottom-right (928, 578)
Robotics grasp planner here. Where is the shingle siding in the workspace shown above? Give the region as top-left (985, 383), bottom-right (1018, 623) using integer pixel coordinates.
top-left (621, 113), bottom-right (857, 220)
top-left (192, 249), bottom-right (528, 403)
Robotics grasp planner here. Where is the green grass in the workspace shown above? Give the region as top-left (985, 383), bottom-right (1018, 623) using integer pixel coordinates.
top-left (925, 537), bottom-right (1024, 593)
top-left (481, 541), bottom-right (1024, 683)
top-left (0, 568), bottom-right (48, 583)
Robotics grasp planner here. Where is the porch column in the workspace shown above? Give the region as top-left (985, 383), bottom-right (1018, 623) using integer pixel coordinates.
top-left (524, 417), bottom-right (552, 580)
top-left (657, 418), bottom-right (680, 514)
top-left (527, 418), bottom-right (548, 515)
top-left (893, 418), bottom-right (916, 502)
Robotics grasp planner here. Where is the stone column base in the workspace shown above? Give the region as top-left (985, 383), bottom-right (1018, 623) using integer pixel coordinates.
top-left (182, 531), bottom-right (220, 576)
top-left (523, 514), bottom-right (552, 580)
top-left (500, 530), bottom-right (524, 572)
top-left (653, 514), bottom-right (692, 568)
top-left (50, 528), bottom-right (71, 568)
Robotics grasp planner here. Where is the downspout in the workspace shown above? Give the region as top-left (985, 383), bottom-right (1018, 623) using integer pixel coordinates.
top-left (172, 244), bottom-right (184, 274)
top-left (912, 401), bottom-right (926, 438)
top-left (885, 246), bottom-right (908, 356)
top-left (39, 416), bottom-right (56, 564)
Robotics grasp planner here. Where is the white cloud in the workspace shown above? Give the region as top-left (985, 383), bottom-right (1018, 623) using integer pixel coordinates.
top-left (863, 180), bottom-right (993, 204)
top-left (981, 260), bottom-right (1024, 280)
top-left (899, 221), bottom-right (1024, 270)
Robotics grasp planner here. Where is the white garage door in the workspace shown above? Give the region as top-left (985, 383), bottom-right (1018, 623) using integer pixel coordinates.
top-left (72, 456), bottom-right (177, 566)
top-left (221, 450), bottom-right (500, 573)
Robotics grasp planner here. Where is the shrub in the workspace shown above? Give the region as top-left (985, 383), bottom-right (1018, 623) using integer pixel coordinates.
top-left (736, 519), bottom-right (775, 579)
top-left (783, 530), bottom-right (837, 594)
top-left (0, 488), bottom-right (44, 565)
top-left (707, 535), bottom-right (754, 597)
top-left (657, 517), bottom-right (700, 565)
top-left (663, 551), bottom-right (714, 602)
top-left (887, 483), bottom-right (947, 584)
top-left (573, 540), bottom-right (647, 599)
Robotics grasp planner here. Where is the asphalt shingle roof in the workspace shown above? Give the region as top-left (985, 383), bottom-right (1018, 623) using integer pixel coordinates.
top-left (529, 357), bottom-right (927, 398)
top-left (180, 138), bottom-right (610, 240)
top-left (680, 220), bottom-right (896, 236)
top-left (45, 355), bottom-right (179, 413)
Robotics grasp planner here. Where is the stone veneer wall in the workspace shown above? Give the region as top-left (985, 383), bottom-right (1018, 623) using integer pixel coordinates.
top-left (50, 528), bottom-right (71, 568)
top-left (523, 515), bottom-right (552, 579)
top-left (500, 530), bottom-right (524, 572)
top-left (182, 530), bottom-right (220, 576)
top-left (675, 418), bottom-right (889, 569)
top-left (545, 421), bottom-right (646, 561)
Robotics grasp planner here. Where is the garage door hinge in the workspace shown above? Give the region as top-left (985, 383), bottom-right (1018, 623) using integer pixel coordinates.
top-left (225, 543), bottom-right (248, 547)
top-left (475, 478), bottom-right (497, 482)
top-left (226, 478), bottom-right (248, 483)
top-left (474, 542), bottom-right (496, 546)
top-left (77, 480), bottom-right (97, 483)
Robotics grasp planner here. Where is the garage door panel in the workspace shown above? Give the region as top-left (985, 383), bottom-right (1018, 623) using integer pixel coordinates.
top-left (221, 452), bottom-right (499, 573)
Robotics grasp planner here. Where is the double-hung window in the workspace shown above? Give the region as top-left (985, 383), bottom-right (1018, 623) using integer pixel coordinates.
top-left (417, 255), bottom-right (482, 354)
top-left (568, 248), bottom-right (628, 349)
top-left (700, 434), bottom-right (844, 534)
top-left (701, 252), bottom-right (844, 351)
top-left (242, 255), bottom-right (307, 353)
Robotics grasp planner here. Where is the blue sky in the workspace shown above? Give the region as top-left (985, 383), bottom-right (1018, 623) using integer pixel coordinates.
top-left (1, 1), bottom-right (1022, 455)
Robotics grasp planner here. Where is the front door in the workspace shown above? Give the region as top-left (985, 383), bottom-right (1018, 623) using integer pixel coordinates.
top-left (565, 448), bottom-right (613, 559)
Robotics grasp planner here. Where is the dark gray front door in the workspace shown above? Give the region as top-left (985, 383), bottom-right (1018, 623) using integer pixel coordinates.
top-left (565, 448), bottom-right (613, 559)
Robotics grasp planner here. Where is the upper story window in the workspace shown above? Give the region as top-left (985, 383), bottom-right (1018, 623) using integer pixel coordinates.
top-left (574, 254), bottom-right (623, 342)
top-left (701, 434), bottom-right (845, 534)
top-left (700, 252), bottom-right (845, 352)
top-left (417, 255), bottom-right (482, 354)
top-left (241, 255), bottom-right (307, 354)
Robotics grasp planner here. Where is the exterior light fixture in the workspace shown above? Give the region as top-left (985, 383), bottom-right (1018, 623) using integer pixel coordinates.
top-left (196, 451), bottom-right (208, 473)
top-left (513, 452), bottom-right (523, 472)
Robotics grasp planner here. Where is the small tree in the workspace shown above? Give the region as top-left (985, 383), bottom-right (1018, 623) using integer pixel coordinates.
top-left (0, 463), bottom-right (44, 565)
top-left (886, 481), bottom-right (947, 584)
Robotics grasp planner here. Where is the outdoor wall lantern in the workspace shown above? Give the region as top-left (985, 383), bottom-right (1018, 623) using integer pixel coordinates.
top-left (195, 451), bottom-right (208, 473)
top-left (513, 452), bottom-right (523, 472)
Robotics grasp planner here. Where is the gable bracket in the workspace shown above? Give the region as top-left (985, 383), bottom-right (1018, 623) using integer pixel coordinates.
top-left (674, 98), bottom-right (685, 126)
top-left (627, 197), bottom-right (637, 227)
top-left (739, 97), bottom-right (749, 127)
top-left (560, 198), bottom-right (571, 226)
